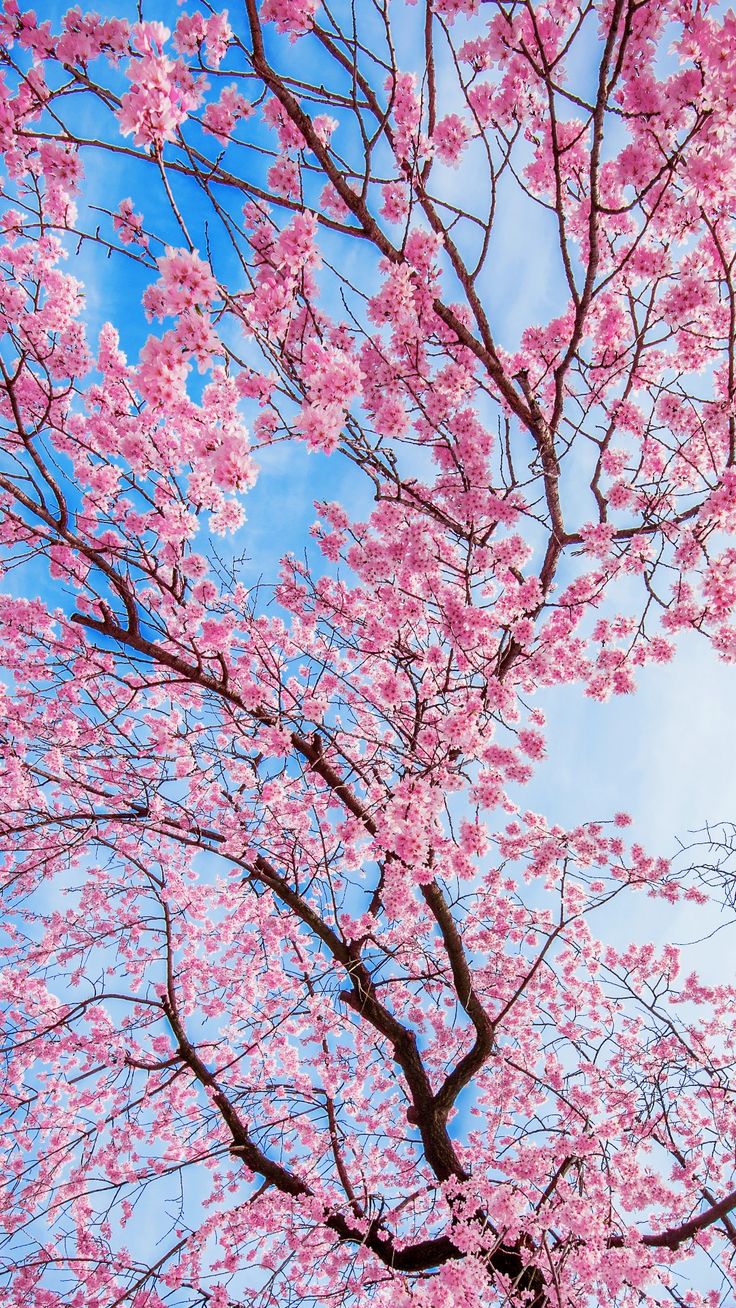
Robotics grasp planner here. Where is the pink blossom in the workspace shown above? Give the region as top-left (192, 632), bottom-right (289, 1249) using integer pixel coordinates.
top-left (118, 51), bottom-right (204, 147)
top-left (260, 0), bottom-right (318, 40)
top-left (113, 197), bottom-right (148, 248)
top-left (202, 84), bottom-right (252, 141)
top-left (144, 248), bottom-right (218, 319)
top-left (432, 113), bottom-right (471, 166)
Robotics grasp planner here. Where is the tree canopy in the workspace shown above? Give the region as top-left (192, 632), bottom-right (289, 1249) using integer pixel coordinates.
top-left (2, 1), bottom-right (736, 1305)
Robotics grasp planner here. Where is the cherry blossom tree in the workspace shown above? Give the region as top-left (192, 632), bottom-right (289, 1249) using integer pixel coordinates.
top-left (2, 0), bottom-right (736, 1304)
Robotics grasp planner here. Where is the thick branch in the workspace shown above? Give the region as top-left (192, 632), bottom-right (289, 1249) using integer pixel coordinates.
top-left (421, 882), bottom-right (495, 1120)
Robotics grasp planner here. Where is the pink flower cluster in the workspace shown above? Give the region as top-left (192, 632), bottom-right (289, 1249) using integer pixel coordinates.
top-left (260, 0), bottom-right (319, 40)
top-left (118, 27), bottom-right (205, 147)
top-left (113, 197), bottom-right (148, 248)
top-left (203, 83), bottom-right (251, 141)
